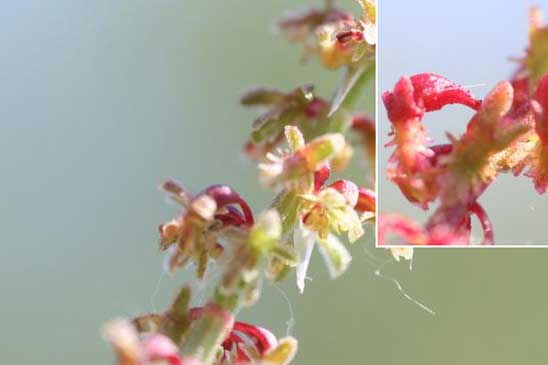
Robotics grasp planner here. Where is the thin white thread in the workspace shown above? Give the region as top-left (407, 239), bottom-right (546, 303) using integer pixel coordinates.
top-left (271, 282), bottom-right (296, 337)
top-left (374, 269), bottom-right (436, 316)
top-left (362, 247), bottom-right (434, 315)
top-left (150, 270), bottom-right (166, 313)
top-left (460, 83), bottom-right (487, 89)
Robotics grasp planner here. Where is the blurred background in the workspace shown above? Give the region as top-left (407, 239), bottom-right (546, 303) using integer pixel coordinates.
top-left (2, 1), bottom-right (548, 364)
top-left (379, 0), bottom-right (548, 244)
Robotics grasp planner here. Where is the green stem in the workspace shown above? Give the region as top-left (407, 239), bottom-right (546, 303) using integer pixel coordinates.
top-left (341, 63), bottom-right (375, 112)
top-left (179, 304), bottom-right (234, 363)
top-left (180, 250), bottom-right (257, 363)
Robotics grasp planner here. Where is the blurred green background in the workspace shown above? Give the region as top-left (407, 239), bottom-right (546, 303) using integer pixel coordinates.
top-left (379, 0), bottom-right (548, 244)
top-left (2, 1), bottom-right (548, 364)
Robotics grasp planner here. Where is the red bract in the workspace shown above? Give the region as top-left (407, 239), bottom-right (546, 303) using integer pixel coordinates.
top-left (355, 187), bottom-right (375, 213)
top-left (383, 73), bottom-right (481, 121)
top-left (409, 73), bottom-right (482, 112)
top-left (313, 163), bottom-right (331, 192)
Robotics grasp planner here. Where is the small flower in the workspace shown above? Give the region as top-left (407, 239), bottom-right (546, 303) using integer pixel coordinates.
top-left (276, 5), bottom-right (353, 45)
top-left (383, 74), bottom-right (481, 181)
top-left (241, 85), bottom-right (329, 160)
top-left (290, 167), bottom-right (369, 292)
top-left (258, 126), bottom-right (346, 191)
top-left (427, 81), bottom-right (532, 236)
top-left (277, 4), bottom-right (356, 66)
top-left (159, 181), bottom-right (254, 276)
top-left (382, 71), bottom-right (537, 243)
top-left (316, 22), bottom-right (365, 69)
top-left (301, 179), bottom-right (364, 243)
top-left (382, 74), bottom-right (481, 209)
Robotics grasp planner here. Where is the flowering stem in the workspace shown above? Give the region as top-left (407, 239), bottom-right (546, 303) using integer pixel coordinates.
top-left (326, 63), bottom-right (374, 135)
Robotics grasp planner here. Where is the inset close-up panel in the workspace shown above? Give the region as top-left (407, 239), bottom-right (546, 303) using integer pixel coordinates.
top-left (378, 0), bottom-right (548, 245)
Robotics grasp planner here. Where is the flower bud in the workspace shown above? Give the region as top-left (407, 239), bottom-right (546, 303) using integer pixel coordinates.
top-left (284, 125), bottom-right (305, 152)
top-left (328, 179), bottom-right (359, 207)
top-left (302, 133), bottom-right (345, 171)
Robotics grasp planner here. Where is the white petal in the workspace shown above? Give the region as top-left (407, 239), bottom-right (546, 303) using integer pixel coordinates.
top-left (294, 223), bottom-right (316, 293)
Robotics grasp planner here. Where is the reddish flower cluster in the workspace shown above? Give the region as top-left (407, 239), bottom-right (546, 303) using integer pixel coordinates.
top-left (380, 8), bottom-right (548, 245)
top-left (104, 304), bottom-right (296, 365)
